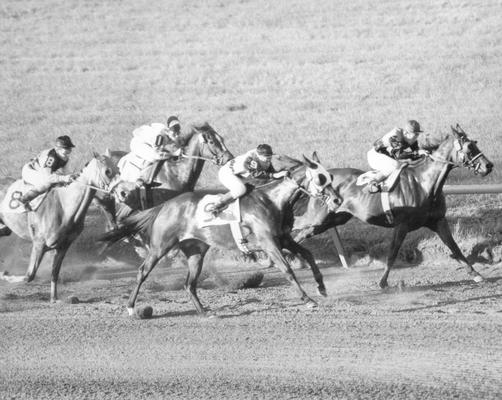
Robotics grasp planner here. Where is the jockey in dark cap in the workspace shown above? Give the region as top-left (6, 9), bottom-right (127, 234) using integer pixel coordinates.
top-left (366, 120), bottom-right (429, 192)
top-left (20, 135), bottom-right (77, 206)
top-left (209, 143), bottom-right (289, 214)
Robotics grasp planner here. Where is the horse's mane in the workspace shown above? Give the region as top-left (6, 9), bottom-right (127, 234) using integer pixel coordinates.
top-left (420, 132), bottom-right (450, 152)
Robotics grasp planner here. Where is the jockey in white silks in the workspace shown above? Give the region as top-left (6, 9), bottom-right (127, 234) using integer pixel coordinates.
top-left (118, 116), bottom-right (183, 187)
top-left (209, 143), bottom-right (289, 214)
top-left (365, 120), bottom-right (429, 193)
top-left (20, 135), bottom-right (77, 207)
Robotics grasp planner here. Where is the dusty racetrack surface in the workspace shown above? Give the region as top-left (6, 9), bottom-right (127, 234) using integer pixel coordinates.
top-left (1, 246), bottom-right (501, 400)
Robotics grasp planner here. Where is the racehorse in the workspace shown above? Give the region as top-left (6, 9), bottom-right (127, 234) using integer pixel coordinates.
top-left (94, 122), bottom-right (234, 227)
top-left (98, 155), bottom-right (340, 316)
top-left (0, 153), bottom-right (119, 302)
top-left (293, 125), bottom-right (493, 288)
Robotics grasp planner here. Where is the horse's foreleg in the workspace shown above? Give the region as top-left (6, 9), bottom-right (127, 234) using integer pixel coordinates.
top-left (429, 217), bottom-right (483, 283)
top-left (281, 236), bottom-right (326, 297)
top-left (25, 239), bottom-right (47, 283)
top-left (50, 246), bottom-right (70, 303)
top-left (380, 225), bottom-right (408, 289)
top-left (127, 252), bottom-right (161, 316)
top-left (266, 240), bottom-right (316, 307)
top-left (180, 241), bottom-right (209, 315)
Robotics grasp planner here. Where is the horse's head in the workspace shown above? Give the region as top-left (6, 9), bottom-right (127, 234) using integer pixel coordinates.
top-left (450, 124), bottom-right (493, 176)
top-left (290, 152), bottom-right (340, 212)
top-left (193, 123), bottom-right (234, 166)
top-left (80, 152), bottom-right (120, 190)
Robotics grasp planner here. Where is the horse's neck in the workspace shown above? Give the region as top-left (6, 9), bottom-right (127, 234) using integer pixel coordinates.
top-left (261, 180), bottom-right (299, 210)
top-left (158, 132), bottom-right (205, 191)
top-left (415, 137), bottom-right (455, 196)
top-left (51, 182), bottom-right (95, 223)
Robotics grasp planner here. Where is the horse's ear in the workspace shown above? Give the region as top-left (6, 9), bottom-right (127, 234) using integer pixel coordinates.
top-left (92, 151), bottom-right (100, 158)
top-left (303, 155), bottom-right (317, 169)
top-left (311, 151), bottom-right (321, 163)
top-left (451, 125), bottom-right (459, 136)
top-left (104, 148), bottom-right (111, 157)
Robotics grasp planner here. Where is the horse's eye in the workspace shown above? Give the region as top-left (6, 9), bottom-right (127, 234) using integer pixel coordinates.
top-left (105, 169), bottom-right (112, 177)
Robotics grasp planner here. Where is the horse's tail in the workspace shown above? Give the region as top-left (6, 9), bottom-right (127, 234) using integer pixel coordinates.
top-left (97, 205), bottom-right (163, 245)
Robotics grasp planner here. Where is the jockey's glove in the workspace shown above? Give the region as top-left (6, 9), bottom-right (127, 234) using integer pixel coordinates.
top-left (418, 149), bottom-right (429, 156)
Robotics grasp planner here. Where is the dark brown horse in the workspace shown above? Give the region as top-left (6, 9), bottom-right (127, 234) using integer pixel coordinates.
top-left (0, 154), bottom-right (120, 302)
top-left (293, 125), bottom-right (493, 288)
top-left (98, 156), bottom-right (340, 316)
top-left (94, 122), bottom-right (234, 228)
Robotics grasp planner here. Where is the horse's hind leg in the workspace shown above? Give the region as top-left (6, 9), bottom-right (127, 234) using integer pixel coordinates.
top-left (179, 240), bottom-right (210, 315)
top-left (380, 225), bottom-right (408, 289)
top-left (281, 235), bottom-right (326, 297)
top-left (428, 217), bottom-right (483, 283)
top-left (50, 246), bottom-right (70, 303)
top-left (265, 239), bottom-right (317, 307)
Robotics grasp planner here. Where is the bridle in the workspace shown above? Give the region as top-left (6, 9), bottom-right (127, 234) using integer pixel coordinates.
top-left (427, 137), bottom-right (486, 174)
top-left (181, 131), bottom-right (230, 166)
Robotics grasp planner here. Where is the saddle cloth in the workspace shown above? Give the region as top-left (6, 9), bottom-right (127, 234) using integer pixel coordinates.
top-left (356, 163), bottom-right (407, 192)
top-left (1, 180), bottom-right (47, 214)
top-left (194, 195), bottom-right (251, 254)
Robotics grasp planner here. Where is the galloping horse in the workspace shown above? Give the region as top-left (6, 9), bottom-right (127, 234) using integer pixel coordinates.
top-left (293, 125), bottom-right (493, 288)
top-left (95, 122), bottom-right (234, 227)
top-left (99, 156), bottom-right (340, 316)
top-left (0, 153), bottom-right (119, 302)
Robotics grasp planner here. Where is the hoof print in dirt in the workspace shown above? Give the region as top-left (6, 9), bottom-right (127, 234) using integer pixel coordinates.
top-left (136, 305), bottom-right (154, 319)
top-left (65, 296), bottom-right (80, 304)
top-left (227, 272), bottom-right (264, 291)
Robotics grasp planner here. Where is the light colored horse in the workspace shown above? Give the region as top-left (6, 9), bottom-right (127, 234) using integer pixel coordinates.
top-left (0, 153), bottom-right (119, 302)
top-left (99, 155), bottom-right (340, 316)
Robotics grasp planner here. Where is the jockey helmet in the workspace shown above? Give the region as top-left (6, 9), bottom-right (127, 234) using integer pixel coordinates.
top-left (256, 144), bottom-right (273, 157)
top-left (167, 116), bottom-right (181, 133)
top-left (404, 120), bottom-right (422, 135)
top-left (55, 135), bottom-right (76, 149)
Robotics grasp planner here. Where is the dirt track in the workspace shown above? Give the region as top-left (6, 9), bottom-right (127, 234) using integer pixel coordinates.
top-left (1, 253), bottom-right (501, 400)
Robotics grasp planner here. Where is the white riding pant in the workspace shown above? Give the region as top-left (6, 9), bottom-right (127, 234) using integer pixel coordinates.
top-left (367, 149), bottom-right (400, 176)
top-left (118, 153), bottom-right (156, 182)
top-left (218, 163), bottom-right (246, 198)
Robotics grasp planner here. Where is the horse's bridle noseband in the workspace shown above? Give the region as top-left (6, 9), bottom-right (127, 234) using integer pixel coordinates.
top-left (428, 138), bottom-right (485, 174)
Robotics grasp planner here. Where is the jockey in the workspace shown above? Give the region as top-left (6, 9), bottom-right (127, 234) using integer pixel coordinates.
top-left (210, 144), bottom-right (289, 214)
top-left (118, 115), bottom-right (183, 187)
top-left (367, 120), bottom-right (428, 192)
top-left (20, 135), bottom-right (77, 206)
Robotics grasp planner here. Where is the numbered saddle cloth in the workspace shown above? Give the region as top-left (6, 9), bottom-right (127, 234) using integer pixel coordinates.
top-left (1, 180), bottom-right (47, 214)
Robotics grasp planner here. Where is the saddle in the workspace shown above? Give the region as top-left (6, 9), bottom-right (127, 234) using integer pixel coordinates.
top-left (357, 163), bottom-right (408, 194)
top-left (1, 180), bottom-right (48, 214)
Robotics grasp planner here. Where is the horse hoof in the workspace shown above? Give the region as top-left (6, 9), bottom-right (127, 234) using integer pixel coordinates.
top-left (127, 307), bottom-right (135, 317)
top-left (318, 288), bottom-right (328, 297)
top-left (305, 299), bottom-right (318, 308)
top-left (473, 275), bottom-right (485, 283)
top-left (379, 281), bottom-right (388, 289)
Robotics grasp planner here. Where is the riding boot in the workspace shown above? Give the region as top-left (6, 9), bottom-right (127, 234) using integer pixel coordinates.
top-left (210, 192), bottom-right (236, 215)
top-left (20, 189), bottom-right (42, 210)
